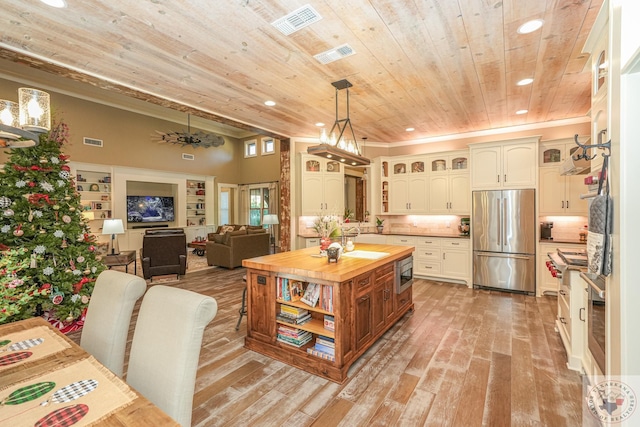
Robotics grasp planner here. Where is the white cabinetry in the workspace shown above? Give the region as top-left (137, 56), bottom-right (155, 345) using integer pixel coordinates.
top-left (539, 168), bottom-right (586, 215)
top-left (538, 242), bottom-right (560, 296)
top-left (300, 155), bottom-right (344, 215)
top-left (388, 158), bottom-right (427, 214)
top-left (427, 151), bottom-right (470, 214)
top-left (470, 138), bottom-right (538, 189)
top-left (557, 269), bottom-right (588, 372)
top-left (408, 236), bottom-right (470, 284)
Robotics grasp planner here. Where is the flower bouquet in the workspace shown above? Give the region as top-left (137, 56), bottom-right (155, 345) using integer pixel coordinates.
top-left (312, 214), bottom-right (341, 251)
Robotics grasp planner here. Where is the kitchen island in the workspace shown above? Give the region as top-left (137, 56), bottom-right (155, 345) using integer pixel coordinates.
top-left (242, 243), bottom-right (414, 383)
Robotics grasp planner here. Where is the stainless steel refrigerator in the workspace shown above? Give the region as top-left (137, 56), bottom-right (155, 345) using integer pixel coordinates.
top-left (472, 189), bottom-right (536, 293)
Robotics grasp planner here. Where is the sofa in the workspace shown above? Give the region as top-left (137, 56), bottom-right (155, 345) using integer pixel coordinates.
top-left (140, 228), bottom-right (187, 280)
top-left (206, 225), bottom-right (270, 269)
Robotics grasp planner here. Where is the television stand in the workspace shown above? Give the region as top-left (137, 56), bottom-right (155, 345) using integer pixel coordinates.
top-left (131, 224), bottom-right (169, 229)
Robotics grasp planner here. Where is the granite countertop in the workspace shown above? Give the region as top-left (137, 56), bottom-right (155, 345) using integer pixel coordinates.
top-left (539, 238), bottom-right (586, 245)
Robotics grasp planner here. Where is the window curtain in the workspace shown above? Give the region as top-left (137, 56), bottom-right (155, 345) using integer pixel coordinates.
top-left (238, 185), bottom-right (249, 224)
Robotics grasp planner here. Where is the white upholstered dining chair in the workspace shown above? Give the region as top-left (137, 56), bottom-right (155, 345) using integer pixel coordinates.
top-left (80, 270), bottom-right (147, 377)
top-left (126, 285), bottom-right (218, 427)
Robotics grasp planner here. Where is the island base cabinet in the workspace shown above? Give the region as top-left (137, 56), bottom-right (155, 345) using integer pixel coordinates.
top-left (244, 258), bottom-right (414, 383)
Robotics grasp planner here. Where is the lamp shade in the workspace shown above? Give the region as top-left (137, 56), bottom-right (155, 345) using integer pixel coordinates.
top-left (102, 219), bottom-right (124, 235)
top-left (18, 88), bottom-right (51, 132)
top-left (262, 214), bottom-right (279, 225)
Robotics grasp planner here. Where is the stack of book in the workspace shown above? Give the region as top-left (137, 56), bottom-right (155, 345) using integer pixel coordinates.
top-left (277, 324), bottom-right (312, 348)
top-left (324, 315), bottom-right (335, 332)
top-left (306, 335), bottom-right (335, 361)
top-left (277, 304), bottom-right (311, 325)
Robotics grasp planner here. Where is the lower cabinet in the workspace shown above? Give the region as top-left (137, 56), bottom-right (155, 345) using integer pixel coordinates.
top-left (410, 236), bottom-right (471, 285)
top-left (556, 269), bottom-right (586, 372)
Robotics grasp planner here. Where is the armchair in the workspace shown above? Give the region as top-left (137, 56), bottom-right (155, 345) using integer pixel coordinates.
top-left (140, 228), bottom-right (187, 280)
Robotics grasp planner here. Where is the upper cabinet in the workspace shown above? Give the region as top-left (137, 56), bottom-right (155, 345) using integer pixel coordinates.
top-left (538, 141), bottom-right (589, 216)
top-left (300, 155), bottom-right (344, 215)
top-left (427, 150), bottom-right (470, 214)
top-left (470, 138), bottom-right (539, 189)
top-left (388, 157), bottom-right (428, 214)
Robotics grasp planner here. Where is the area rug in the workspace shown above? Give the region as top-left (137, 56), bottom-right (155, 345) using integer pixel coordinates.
top-left (105, 250), bottom-right (216, 284)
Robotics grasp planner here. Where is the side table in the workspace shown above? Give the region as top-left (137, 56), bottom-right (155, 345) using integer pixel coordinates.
top-left (188, 241), bottom-right (207, 256)
top-left (102, 250), bottom-right (137, 275)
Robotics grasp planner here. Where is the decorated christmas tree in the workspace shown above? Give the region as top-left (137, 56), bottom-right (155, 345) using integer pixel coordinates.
top-left (0, 120), bottom-right (105, 331)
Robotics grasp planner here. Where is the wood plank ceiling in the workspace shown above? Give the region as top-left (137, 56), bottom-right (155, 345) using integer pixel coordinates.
top-left (0, 0), bottom-right (603, 143)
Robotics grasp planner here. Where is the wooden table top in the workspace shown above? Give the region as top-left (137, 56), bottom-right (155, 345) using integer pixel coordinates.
top-left (242, 243), bottom-right (414, 282)
top-left (0, 317), bottom-right (178, 426)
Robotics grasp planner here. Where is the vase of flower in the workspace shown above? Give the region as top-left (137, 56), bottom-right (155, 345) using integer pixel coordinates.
top-left (320, 237), bottom-right (332, 251)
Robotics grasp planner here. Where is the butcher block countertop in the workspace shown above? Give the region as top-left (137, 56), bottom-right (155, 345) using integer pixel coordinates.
top-left (242, 243), bottom-right (414, 283)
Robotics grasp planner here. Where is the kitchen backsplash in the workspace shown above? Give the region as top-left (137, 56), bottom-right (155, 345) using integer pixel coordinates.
top-left (298, 215), bottom-right (467, 237)
top-left (539, 216), bottom-right (589, 241)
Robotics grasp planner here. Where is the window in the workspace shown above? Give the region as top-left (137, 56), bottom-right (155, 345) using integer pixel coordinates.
top-left (249, 187), bottom-right (271, 226)
top-left (219, 189), bottom-right (230, 225)
top-left (261, 137), bottom-right (275, 155)
top-left (244, 139), bottom-right (257, 158)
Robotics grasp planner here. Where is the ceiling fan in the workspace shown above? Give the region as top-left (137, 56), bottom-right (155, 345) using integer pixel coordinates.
top-left (153, 114), bottom-right (225, 148)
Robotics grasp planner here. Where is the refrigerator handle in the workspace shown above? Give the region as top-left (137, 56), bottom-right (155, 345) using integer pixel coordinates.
top-left (503, 197), bottom-right (507, 247)
top-left (497, 198), bottom-right (501, 245)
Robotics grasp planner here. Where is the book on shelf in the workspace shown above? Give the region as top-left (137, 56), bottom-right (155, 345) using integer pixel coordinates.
top-left (280, 304), bottom-right (309, 318)
top-left (288, 280), bottom-right (305, 302)
top-left (324, 315), bottom-right (335, 332)
top-left (314, 342), bottom-right (335, 356)
top-left (307, 347), bottom-right (336, 362)
top-left (301, 283), bottom-right (321, 307)
top-left (321, 285), bottom-right (334, 312)
top-left (276, 313), bottom-right (312, 325)
top-left (277, 327), bottom-right (312, 347)
top-left (316, 335), bottom-right (335, 348)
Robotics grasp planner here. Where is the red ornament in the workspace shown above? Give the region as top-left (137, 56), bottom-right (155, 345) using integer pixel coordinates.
top-left (52, 295), bottom-right (63, 305)
top-left (28, 181), bottom-right (36, 188)
top-left (42, 283), bottom-right (51, 289)
top-left (88, 245), bottom-right (95, 252)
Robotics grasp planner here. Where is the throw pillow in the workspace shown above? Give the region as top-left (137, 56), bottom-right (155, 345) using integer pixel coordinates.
top-left (239, 225), bottom-right (246, 231)
top-left (219, 225), bottom-right (235, 234)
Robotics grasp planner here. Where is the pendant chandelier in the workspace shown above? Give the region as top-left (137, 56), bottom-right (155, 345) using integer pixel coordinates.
top-left (0, 88), bottom-right (51, 148)
top-left (307, 79), bottom-right (370, 166)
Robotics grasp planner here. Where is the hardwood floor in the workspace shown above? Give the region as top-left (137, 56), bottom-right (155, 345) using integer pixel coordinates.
top-left (69, 269), bottom-right (596, 426)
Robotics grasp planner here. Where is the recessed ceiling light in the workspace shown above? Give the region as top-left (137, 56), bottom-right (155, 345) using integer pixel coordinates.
top-left (517, 78), bottom-right (534, 86)
top-left (264, 100), bottom-right (276, 106)
top-left (40, 0), bottom-right (66, 7)
top-left (517, 19), bottom-right (544, 34)
top-left (315, 122), bottom-right (325, 127)
top-left (406, 127), bottom-right (415, 132)
top-left (516, 109), bottom-right (528, 115)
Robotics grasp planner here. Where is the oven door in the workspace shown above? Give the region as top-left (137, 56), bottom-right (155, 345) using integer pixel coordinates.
top-left (395, 256), bottom-right (413, 294)
top-left (585, 273), bottom-right (606, 373)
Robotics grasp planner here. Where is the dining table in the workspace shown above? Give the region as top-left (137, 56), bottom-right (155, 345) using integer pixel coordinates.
top-left (0, 317), bottom-right (179, 427)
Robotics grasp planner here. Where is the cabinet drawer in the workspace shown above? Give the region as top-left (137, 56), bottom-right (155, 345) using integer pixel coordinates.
top-left (375, 263), bottom-right (394, 278)
top-left (414, 248), bottom-right (441, 261)
top-left (388, 236), bottom-right (415, 246)
top-left (415, 237), bottom-right (440, 247)
top-left (441, 239), bottom-right (469, 249)
top-left (558, 295), bottom-right (571, 339)
top-left (355, 272), bottom-right (373, 292)
top-left (415, 261), bottom-right (441, 275)
top-left (396, 287), bottom-right (412, 312)
top-left (558, 282), bottom-right (570, 305)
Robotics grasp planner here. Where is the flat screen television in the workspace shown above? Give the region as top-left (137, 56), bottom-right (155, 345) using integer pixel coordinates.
top-left (127, 196), bottom-right (175, 223)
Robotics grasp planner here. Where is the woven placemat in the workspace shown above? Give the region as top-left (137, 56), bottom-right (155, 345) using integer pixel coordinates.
top-left (0, 325), bottom-right (72, 373)
top-left (0, 356), bottom-right (137, 426)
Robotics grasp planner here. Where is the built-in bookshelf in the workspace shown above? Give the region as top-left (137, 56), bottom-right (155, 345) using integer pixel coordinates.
top-left (275, 276), bottom-right (335, 360)
top-left (186, 179), bottom-right (206, 226)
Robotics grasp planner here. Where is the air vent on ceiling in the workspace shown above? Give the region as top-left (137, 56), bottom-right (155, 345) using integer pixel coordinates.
top-left (314, 44), bottom-right (356, 64)
top-left (271, 4), bottom-right (322, 36)
top-left (182, 153), bottom-right (195, 161)
top-left (83, 137), bottom-right (103, 147)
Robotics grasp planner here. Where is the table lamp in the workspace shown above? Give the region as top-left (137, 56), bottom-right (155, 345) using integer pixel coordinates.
top-left (102, 219), bottom-right (125, 255)
top-left (262, 214), bottom-right (279, 254)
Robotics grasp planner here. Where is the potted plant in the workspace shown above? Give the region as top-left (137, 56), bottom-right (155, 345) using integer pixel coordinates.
top-left (376, 217), bottom-right (385, 234)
